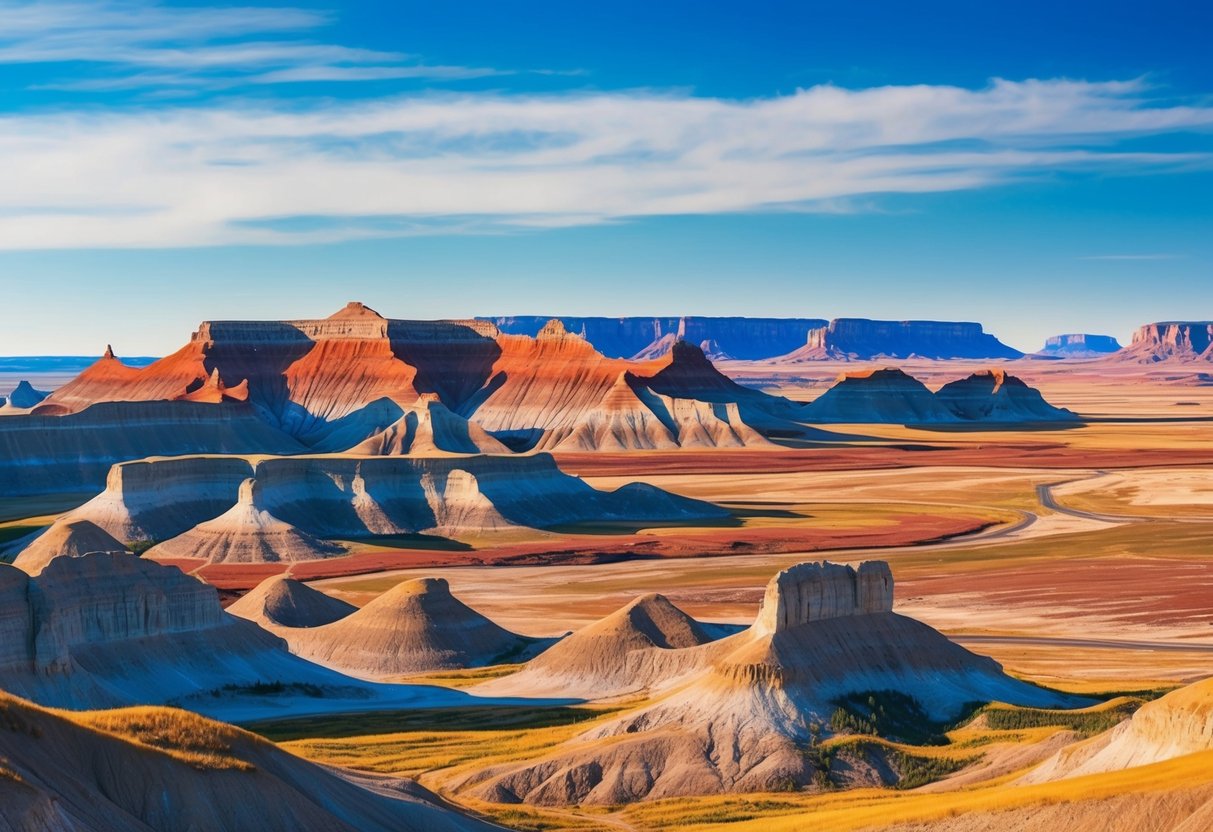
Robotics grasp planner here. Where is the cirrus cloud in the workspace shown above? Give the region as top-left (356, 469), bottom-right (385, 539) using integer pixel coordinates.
top-left (0, 77), bottom-right (1210, 249)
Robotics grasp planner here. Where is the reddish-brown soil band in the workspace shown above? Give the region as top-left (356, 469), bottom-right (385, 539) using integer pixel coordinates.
top-left (899, 557), bottom-right (1213, 629)
top-left (555, 446), bottom-right (1213, 477)
top-left (180, 513), bottom-right (991, 591)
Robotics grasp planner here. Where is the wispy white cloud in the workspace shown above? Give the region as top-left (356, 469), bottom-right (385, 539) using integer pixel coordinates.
top-left (1077, 253), bottom-right (1187, 260)
top-left (0, 78), bottom-right (1210, 249)
top-left (0, 0), bottom-right (512, 88)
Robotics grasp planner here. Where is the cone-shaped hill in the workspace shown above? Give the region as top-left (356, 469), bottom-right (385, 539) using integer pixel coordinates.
top-left (283, 577), bottom-right (550, 677)
top-left (469, 560), bottom-right (1085, 805)
top-left (935, 369), bottom-right (1078, 422)
top-left (475, 593), bottom-right (721, 700)
top-left (0, 379), bottom-right (49, 411)
top-left (146, 478), bottom-right (347, 564)
top-left (0, 689), bottom-right (497, 832)
top-left (11, 519), bottom-right (130, 575)
top-left (227, 574), bottom-right (357, 629)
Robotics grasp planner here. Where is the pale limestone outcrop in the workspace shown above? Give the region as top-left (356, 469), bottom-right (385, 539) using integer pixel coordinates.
top-left (50, 454), bottom-right (724, 552)
top-left (28, 553), bottom-right (227, 674)
top-left (754, 560), bottom-right (893, 635)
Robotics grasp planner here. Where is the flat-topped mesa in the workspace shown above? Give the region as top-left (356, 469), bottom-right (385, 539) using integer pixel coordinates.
top-left (1120, 321), bottom-right (1213, 362)
top-left (1039, 333), bottom-right (1122, 357)
top-left (797, 318), bottom-right (1023, 361)
top-left (484, 316), bottom-right (828, 360)
top-left (754, 560), bottom-right (893, 635)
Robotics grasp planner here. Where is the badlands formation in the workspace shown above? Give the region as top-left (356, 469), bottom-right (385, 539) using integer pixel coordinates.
top-left (468, 561), bottom-right (1075, 804)
top-left (0, 553), bottom-right (335, 709)
top-left (262, 576), bottom-right (548, 676)
top-left (24, 453), bottom-right (722, 562)
top-left (9, 301), bottom-right (1213, 832)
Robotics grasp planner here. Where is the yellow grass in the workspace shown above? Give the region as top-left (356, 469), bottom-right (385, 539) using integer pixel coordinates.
top-left (619, 750), bottom-right (1213, 831)
top-left (68, 706), bottom-right (254, 771)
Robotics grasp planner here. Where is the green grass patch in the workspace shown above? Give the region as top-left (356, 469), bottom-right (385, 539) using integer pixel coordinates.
top-left (829, 690), bottom-right (983, 746)
top-left (980, 699), bottom-right (1142, 737)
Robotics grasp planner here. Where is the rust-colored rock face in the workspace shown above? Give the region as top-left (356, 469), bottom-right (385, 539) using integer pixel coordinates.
top-left (1116, 321), bottom-right (1213, 363)
top-left (20, 305), bottom-right (819, 473)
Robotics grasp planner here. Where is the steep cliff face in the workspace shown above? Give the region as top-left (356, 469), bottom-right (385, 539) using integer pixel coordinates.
top-left (753, 561), bottom-right (892, 635)
top-left (779, 318), bottom-right (1022, 361)
top-left (1115, 321), bottom-right (1213, 363)
top-left (37, 453), bottom-right (726, 556)
top-left (0, 401), bottom-right (302, 498)
top-left (1038, 333), bottom-right (1122, 357)
top-left (0, 554), bottom-right (298, 708)
top-left (21, 305), bottom-right (822, 462)
top-left (483, 316), bottom-right (827, 360)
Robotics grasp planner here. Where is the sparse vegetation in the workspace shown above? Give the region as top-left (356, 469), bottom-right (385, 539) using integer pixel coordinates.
top-left (829, 690), bottom-right (980, 745)
top-left (72, 707), bottom-right (254, 771)
top-left (979, 698), bottom-right (1142, 737)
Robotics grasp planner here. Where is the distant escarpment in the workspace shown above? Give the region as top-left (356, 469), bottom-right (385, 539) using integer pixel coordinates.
top-left (1036, 333), bottom-right (1122, 358)
top-left (468, 560), bottom-right (1080, 805)
top-left (483, 316), bottom-right (828, 360)
top-left (24, 453), bottom-right (725, 564)
top-left (776, 318), bottom-right (1023, 361)
top-left (1113, 321), bottom-right (1213, 363)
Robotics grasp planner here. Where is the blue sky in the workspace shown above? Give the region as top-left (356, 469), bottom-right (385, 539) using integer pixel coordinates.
top-left (0, 0), bottom-right (1210, 354)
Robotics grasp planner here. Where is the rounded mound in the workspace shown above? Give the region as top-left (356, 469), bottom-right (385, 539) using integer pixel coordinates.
top-left (227, 575), bottom-right (356, 629)
top-left (13, 520), bottom-right (130, 575)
